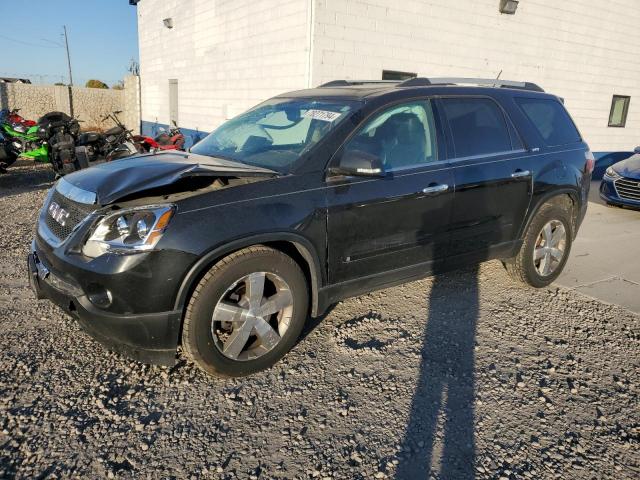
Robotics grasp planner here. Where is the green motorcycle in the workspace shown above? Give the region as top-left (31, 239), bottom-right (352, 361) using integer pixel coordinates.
top-left (0, 117), bottom-right (48, 163)
top-left (0, 110), bottom-right (85, 175)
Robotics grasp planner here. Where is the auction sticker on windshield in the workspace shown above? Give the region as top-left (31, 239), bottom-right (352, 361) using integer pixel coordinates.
top-left (303, 109), bottom-right (342, 122)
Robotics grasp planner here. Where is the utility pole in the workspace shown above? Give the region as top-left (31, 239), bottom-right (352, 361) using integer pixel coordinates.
top-left (63, 25), bottom-right (74, 116)
top-left (63, 26), bottom-right (73, 86)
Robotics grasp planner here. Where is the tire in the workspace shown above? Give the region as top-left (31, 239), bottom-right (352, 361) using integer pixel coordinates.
top-left (0, 144), bottom-right (17, 168)
top-left (182, 246), bottom-right (309, 377)
top-left (504, 203), bottom-right (573, 288)
top-left (75, 146), bottom-right (90, 170)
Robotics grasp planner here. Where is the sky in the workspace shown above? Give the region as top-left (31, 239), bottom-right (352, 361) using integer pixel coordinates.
top-left (0, 0), bottom-right (139, 87)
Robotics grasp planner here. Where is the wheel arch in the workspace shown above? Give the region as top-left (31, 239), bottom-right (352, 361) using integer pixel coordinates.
top-left (173, 233), bottom-right (324, 320)
top-left (520, 189), bottom-right (579, 240)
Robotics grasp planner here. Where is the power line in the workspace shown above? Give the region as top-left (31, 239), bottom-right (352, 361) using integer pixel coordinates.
top-left (0, 33), bottom-right (61, 49)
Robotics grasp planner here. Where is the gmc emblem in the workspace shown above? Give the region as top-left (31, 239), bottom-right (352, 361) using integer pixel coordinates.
top-left (48, 201), bottom-right (70, 227)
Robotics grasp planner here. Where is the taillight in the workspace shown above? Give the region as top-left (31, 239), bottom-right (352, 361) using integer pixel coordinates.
top-left (585, 149), bottom-right (595, 174)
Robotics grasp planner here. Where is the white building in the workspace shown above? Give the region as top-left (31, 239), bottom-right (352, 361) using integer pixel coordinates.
top-left (134, 0), bottom-right (640, 157)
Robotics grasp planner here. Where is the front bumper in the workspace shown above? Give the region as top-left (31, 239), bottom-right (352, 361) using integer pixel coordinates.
top-left (600, 176), bottom-right (640, 209)
top-left (28, 243), bottom-right (183, 365)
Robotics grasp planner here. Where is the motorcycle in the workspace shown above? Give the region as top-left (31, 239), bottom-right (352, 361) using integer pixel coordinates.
top-left (34, 111), bottom-right (88, 175)
top-left (0, 108), bottom-right (36, 127)
top-left (0, 111), bottom-right (49, 163)
top-left (0, 131), bottom-right (20, 173)
top-left (76, 110), bottom-right (139, 162)
top-left (132, 121), bottom-right (185, 152)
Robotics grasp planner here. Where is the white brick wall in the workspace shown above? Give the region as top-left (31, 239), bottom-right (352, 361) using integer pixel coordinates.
top-left (138, 0), bottom-right (310, 133)
top-left (137, 0), bottom-right (640, 152)
top-left (312, 0), bottom-right (640, 152)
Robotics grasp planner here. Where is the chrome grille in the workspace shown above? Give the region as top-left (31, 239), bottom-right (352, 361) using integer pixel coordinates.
top-left (614, 177), bottom-right (640, 202)
top-left (44, 188), bottom-right (96, 241)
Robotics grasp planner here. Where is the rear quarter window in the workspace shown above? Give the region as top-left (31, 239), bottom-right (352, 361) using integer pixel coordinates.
top-left (515, 97), bottom-right (581, 147)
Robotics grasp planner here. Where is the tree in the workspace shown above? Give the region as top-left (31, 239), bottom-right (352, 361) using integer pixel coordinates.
top-left (111, 80), bottom-right (124, 90)
top-left (85, 79), bottom-right (108, 89)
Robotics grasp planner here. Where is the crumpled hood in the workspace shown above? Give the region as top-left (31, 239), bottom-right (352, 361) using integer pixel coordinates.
top-left (63, 151), bottom-right (277, 205)
top-left (613, 153), bottom-right (640, 180)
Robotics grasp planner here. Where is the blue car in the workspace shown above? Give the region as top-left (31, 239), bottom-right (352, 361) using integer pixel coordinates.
top-left (600, 147), bottom-right (640, 209)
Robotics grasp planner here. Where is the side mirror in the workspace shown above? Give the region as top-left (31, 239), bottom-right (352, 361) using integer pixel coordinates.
top-left (634, 146), bottom-right (640, 154)
top-left (331, 149), bottom-right (385, 177)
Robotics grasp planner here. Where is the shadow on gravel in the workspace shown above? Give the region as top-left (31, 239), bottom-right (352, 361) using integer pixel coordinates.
top-left (396, 266), bottom-right (479, 479)
top-left (0, 162), bottom-right (54, 200)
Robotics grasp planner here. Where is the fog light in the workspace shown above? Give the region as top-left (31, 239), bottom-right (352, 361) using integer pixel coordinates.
top-left (87, 284), bottom-right (113, 309)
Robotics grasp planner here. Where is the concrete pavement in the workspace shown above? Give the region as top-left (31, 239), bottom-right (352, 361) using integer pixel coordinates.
top-left (557, 181), bottom-right (640, 313)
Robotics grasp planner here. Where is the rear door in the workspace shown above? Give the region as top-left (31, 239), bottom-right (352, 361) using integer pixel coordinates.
top-left (326, 99), bottom-right (453, 285)
top-left (438, 96), bottom-right (534, 258)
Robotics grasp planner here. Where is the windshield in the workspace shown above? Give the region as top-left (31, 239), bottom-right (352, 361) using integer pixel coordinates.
top-left (190, 98), bottom-right (356, 173)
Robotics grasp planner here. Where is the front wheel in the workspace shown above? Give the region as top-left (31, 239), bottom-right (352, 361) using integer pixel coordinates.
top-left (182, 246), bottom-right (309, 377)
top-left (504, 203), bottom-right (573, 288)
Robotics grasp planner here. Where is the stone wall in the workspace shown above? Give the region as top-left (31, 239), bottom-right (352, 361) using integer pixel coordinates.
top-left (0, 76), bottom-right (141, 133)
top-left (0, 84), bottom-right (58, 123)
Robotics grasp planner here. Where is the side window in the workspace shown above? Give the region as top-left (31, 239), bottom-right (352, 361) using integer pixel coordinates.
top-left (441, 98), bottom-right (513, 157)
top-left (343, 101), bottom-right (438, 170)
top-left (516, 97), bottom-right (581, 146)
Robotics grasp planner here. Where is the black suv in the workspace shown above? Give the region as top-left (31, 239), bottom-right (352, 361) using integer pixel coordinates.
top-left (28, 77), bottom-right (594, 377)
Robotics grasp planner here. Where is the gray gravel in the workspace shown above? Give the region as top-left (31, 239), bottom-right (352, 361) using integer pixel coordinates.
top-left (1, 162), bottom-right (639, 479)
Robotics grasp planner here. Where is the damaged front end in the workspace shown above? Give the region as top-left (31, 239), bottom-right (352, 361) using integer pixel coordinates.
top-left (29, 151), bottom-right (279, 364)
top-left (39, 150), bottom-right (278, 251)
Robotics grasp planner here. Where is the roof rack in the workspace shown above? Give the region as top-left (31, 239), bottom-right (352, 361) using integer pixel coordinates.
top-left (318, 80), bottom-right (400, 87)
top-left (398, 77), bottom-right (544, 92)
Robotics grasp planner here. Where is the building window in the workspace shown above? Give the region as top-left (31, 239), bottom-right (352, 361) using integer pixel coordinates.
top-left (382, 70), bottom-right (417, 81)
top-left (608, 95), bottom-right (630, 127)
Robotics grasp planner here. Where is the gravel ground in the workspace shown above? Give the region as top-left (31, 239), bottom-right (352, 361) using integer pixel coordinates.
top-left (1, 162), bottom-right (638, 479)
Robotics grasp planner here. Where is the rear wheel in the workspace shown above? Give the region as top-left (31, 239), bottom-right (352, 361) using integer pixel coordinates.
top-left (182, 246), bottom-right (309, 377)
top-left (0, 144), bottom-right (17, 172)
top-left (504, 203), bottom-right (573, 287)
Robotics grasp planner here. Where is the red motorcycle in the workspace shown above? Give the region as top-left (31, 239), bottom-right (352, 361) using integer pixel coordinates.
top-left (133, 122), bottom-right (185, 152)
top-left (4, 108), bottom-right (36, 127)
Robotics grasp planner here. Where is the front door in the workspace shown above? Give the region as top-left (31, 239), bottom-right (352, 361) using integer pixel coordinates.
top-left (326, 99), bottom-right (453, 286)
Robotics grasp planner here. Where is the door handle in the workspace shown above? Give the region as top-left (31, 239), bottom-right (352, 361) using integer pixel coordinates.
top-left (421, 184), bottom-right (449, 195)
top-left (511, 170), bottom-right (531, 178)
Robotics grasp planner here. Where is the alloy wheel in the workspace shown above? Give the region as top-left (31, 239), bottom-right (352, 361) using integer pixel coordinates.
top-left (533, 220), bottom-right (567, 277)
top-left (211, 272), bottom-right (293, 361)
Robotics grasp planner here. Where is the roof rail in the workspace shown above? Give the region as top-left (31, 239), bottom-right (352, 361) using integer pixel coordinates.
top-left (398, 77), bottom-right (544, 92)
top-left (319, 77), bottom-right (545, 92)
top-left (396, 77), bottom-right (432, 87)
top-left (318, 80), bottom-right (399, 88)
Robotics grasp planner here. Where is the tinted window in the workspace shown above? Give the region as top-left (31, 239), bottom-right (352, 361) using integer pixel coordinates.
top-left (516, 97), bottom-right (581, 146)
top-left (441, 98), bottom-right (512, 157)
top-left (343, 101), bottom-right (438, 171)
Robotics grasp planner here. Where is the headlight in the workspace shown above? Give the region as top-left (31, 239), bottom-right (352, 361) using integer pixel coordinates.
top-left (82, 204), bottom-right (175, 258)
top-left (605, 166), bottom-right (621, 178)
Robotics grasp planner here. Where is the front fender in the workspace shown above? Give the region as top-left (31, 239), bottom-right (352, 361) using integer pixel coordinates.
top-left (173, 232), bottom-right (324, 317)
